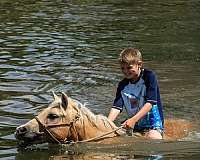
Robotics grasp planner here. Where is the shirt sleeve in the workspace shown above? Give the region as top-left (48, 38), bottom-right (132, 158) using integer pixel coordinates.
top-left (145, 71), bottom-right (158, 104)
top-left (112, 81), bottom-right (126, 112)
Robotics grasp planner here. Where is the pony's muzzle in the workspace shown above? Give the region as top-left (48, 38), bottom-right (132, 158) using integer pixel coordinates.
top-left (15, 126), bottom-right (28, 138)
top-left (15, 125), bottom-right (43, 139)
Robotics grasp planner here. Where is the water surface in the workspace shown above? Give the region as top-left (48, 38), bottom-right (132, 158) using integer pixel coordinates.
top-left (0, 0), bottom-right (200, 159)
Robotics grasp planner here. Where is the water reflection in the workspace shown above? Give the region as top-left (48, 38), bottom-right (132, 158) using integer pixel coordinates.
top-left (15, 151), bottom-right (163, 160)
top-left (11, 140), bottom-right (200, 160)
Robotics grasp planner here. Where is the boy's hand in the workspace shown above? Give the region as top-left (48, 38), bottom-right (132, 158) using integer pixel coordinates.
top-left (122, 118), bottom-right (136, 129)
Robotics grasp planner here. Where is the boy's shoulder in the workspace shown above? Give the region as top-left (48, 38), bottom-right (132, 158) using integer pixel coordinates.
top-left (117, 78), bottom-right (130, 90)
top-left (117, 69), bottom-right (157, 88)
top-left (118, 78), bottom-right (129, 85)
top-left (142, 68), bottom-right (157, 80)
top-left (143, 68), bottom-right (155, 75)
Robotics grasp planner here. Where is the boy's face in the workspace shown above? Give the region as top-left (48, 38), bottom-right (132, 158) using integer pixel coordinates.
top-left (121, 62), bottom-right (142, 80)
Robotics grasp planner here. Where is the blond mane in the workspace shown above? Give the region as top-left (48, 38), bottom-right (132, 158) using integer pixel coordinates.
top-left (73, 99), bottom-right (119, 130)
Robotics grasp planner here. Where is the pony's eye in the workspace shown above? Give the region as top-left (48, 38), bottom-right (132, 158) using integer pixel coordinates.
top-left (47, 114), bottom-right (59, 120)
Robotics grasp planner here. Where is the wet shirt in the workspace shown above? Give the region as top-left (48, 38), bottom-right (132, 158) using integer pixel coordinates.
top-left (113, 69), bottom-right (164, 130)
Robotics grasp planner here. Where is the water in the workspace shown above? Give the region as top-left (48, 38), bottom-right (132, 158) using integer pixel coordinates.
top-left (0, 0), bottom-right (200, 159)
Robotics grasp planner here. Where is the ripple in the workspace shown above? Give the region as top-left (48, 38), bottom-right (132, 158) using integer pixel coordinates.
top-left (1, 71), bottom-right (55, 81)
top-left (0, 99), bottom-right (35, 114)
top-left (0, 0), bottom-right (200, 159)
top-left (0, 81), bottom-right (42, 93)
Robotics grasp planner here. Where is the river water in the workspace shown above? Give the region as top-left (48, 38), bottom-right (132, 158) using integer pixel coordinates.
top-left (0, 0), bottom-right (200, 159)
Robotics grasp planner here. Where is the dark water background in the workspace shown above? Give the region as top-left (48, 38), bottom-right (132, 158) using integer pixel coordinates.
top-left (0, 0), bottom-right (200, 159)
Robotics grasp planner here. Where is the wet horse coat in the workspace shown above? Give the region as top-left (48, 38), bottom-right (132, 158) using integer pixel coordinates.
top-left (15, 92), bottom-right (124, 145)
top-left (15, 92), bottom-right (192, 146)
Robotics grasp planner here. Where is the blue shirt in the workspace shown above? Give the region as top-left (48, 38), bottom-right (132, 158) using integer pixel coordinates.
top-left (113, 69), bottom-right (164, 130)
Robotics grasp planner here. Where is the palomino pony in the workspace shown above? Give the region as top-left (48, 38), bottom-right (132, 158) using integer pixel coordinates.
top-left (15, 92), bottom-right (124, 145)
top-left (15, 92), bottom-right (192, 146)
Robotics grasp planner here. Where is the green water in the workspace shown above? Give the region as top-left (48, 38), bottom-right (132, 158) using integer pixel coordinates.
top-left (0, 0), bottom-right (200, 159)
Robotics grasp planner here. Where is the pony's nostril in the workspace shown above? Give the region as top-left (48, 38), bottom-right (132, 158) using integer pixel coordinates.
top-left (17, 126), bottom-right (28, 134)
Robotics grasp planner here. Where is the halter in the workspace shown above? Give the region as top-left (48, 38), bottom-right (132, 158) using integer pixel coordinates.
top-left (34, 115), bottom-right (124, 145)
top-left (34, 114), bottom-right (80, 144)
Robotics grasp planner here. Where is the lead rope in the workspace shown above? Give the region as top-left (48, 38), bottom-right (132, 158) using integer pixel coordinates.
top-left (67, 126), bottom-right (124, 144)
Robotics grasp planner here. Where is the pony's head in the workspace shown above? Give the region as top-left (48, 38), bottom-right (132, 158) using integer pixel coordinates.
top-left (15, 92), bottom-right (82, 146)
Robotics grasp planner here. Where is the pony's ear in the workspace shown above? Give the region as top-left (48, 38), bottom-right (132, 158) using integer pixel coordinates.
top-left (61, 92), bottom-right (68, 110)
top-left (52, 91), bottom-right (59, 101)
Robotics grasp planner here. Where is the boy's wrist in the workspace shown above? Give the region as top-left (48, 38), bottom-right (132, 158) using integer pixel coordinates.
top-left (130, 116), bottom-right (138, 123)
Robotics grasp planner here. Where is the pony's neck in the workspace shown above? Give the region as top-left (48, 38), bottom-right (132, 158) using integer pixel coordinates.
top-left (74, 107), bottom-right (119, 140)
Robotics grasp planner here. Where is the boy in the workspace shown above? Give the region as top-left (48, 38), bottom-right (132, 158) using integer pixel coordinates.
top-left (108, 48), bottom-right (164, 139)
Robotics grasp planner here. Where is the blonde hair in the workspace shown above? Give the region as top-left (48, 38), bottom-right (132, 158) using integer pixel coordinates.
top-left (119, 48), bottom-right (142, 65)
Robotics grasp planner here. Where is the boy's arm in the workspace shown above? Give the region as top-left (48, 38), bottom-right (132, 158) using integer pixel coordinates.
top-left (108, 108), bottom-right (120, 121)
top-left (122, 102), bottom-right (152, 128)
